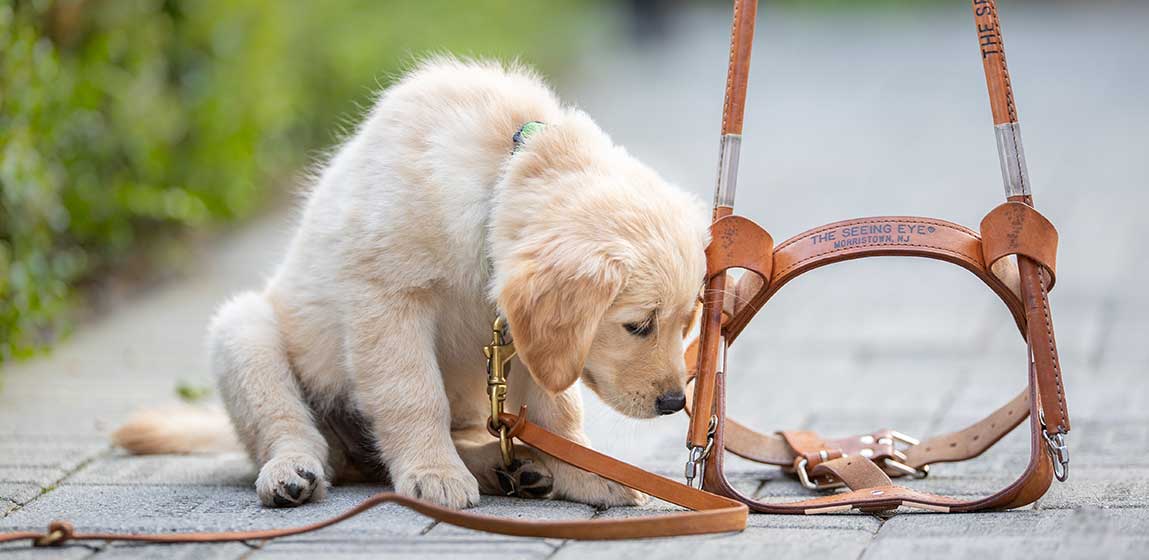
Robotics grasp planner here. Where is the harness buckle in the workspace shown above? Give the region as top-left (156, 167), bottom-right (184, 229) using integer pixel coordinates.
top-left (794, 457), bottom-right (846, 491)
top-left (798, 430), bottom-right (929, 490)
top-left (881, 431), bottom-right (930, 479)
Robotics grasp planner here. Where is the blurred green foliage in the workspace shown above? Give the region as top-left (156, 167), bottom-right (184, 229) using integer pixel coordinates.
top-left (0, 0), bottom-right (592, 364)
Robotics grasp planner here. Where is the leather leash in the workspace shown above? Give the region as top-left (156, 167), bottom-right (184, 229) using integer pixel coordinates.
top-left (0, 410), bottom-right (747, 546)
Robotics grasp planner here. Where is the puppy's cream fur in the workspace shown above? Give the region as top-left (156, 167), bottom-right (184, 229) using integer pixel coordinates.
top-left (115, 58), bottom-right (710, 509)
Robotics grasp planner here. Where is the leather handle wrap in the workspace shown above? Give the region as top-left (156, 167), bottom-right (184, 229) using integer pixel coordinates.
top-left (721, 0), bottom-right (757, 135)
top-left (973, 0), bottom-right (1017, 126)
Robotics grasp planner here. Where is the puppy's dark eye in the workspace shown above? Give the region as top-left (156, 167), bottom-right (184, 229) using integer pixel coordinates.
top-left (624, 321), bottom-right (653, 337)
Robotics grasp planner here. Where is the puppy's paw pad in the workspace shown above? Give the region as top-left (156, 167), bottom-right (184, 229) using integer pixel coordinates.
top-left (396, 464), bottom-right (480, 509)
top-left (256, 454), bottom-right (327, 508)
top-left (493, 458), bottom-right (554, 499)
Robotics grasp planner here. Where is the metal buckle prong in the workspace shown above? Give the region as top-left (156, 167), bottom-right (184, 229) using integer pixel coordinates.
top-left (885, 457), bottom-right (930, 479)
top-left (888, 430), bottom-right (921, 447)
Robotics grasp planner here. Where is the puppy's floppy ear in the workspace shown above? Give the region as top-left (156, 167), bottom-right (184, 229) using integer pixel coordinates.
top-left (498, 257), bottom-right (622, 394)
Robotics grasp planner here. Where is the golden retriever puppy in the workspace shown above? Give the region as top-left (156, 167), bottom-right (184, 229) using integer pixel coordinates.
top-left (115, 57), bottom-right (709, 510)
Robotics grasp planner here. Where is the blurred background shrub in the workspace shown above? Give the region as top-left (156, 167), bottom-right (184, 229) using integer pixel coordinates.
top-left (0, 0), bottom-right (594, 364)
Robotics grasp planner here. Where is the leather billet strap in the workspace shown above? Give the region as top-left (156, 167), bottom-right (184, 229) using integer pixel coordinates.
top-left (1, 411), bottom-right (748, 547)
top-left (703, 367), bottom-right (1054, 514)
top-left (685, 358), bottom-right (1032, 474)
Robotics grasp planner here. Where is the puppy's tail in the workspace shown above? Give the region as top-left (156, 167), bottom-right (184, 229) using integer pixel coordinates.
top-left (113, 406), bottom-right (242, 455)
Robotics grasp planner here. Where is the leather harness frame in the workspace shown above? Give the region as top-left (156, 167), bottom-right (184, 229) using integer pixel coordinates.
top-left (2, 0), bottom-right (1067, 547)
top-left (685, 0), bottom-right (1068, 515)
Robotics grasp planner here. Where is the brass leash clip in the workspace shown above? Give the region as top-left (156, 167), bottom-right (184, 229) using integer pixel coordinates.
top-left (484, 316), bottom-right (517, 468)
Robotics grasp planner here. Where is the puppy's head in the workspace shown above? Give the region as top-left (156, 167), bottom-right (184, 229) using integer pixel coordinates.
top-left (491, 113), bottom-right (709, 418)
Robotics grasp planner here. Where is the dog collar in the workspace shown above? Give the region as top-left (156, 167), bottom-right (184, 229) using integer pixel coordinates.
top-left (512, 121), bottom-right (546, 153)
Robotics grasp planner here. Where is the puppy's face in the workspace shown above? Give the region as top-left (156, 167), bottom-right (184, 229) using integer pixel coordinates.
top-left (499, 224), bottom-right (707, 418)
top-left (579, 266), bottom-right (703, 418)
top-left (492, 120), bottom-right (709, 419)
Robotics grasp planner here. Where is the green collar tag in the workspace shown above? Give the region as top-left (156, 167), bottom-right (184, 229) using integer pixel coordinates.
top-left (512, 121), bottom-right (546, 153)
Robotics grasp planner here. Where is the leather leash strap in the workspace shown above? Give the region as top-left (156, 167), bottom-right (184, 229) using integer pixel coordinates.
top-left (1, 412), bottom-right (747, 547)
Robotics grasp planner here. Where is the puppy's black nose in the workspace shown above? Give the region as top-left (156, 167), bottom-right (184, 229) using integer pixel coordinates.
top-left (655, 391), bottom-right (686, 415)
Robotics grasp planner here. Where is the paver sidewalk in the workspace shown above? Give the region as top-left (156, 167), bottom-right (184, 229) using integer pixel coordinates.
top-left (3, 4), bottom-right (1148, 558)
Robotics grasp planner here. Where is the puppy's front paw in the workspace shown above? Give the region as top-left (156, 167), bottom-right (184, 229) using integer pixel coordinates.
top-left (256, 453), bottom-right (328, 508)
top-left (395, 463), bottom-right (480, 509)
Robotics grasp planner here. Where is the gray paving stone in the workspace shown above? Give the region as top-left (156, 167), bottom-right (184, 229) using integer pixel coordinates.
top-left (0, 485), bottom-right (431, 538)
top-left (747, 513), bottom-right (880, 532)
top-left (0, 407), bottom-right (114, 440)
top-left (423, 496), bottom-right (593, 540)
top-left (862, 508), bottom-right (1149, 560)
top-left (1066, 370), bottom-right (1149, 422)
top-left (1059, 419), bottom-right (1149, 468)
top-left (0, 438), bottom-right (109, 470)
top-left (0, 467), bottom-right (68, 486)
top-left (1035, 468), bottom-right (1149, 510)
top-left (0, 542), bottom-right (251, 559)
top-left (0, 483), bottom-right (42, 509)
top-left (594, 496), bottom-right (881, 532)
top-left (70, 454), bottom-right (254, 487)
top-left (0, 468), bottom-right (67, 507)
top-left (98, 542), bottom-right (252, 559)
top-left (553, 524), bottom-right (875, 559)
top-left (253, 539), bottom-right (556, 559)
top-left (0, 542), bottom-right (95, 559)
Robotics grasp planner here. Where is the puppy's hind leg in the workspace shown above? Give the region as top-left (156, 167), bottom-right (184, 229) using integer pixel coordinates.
top-left (210, 292), bottom-right (330, 508)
